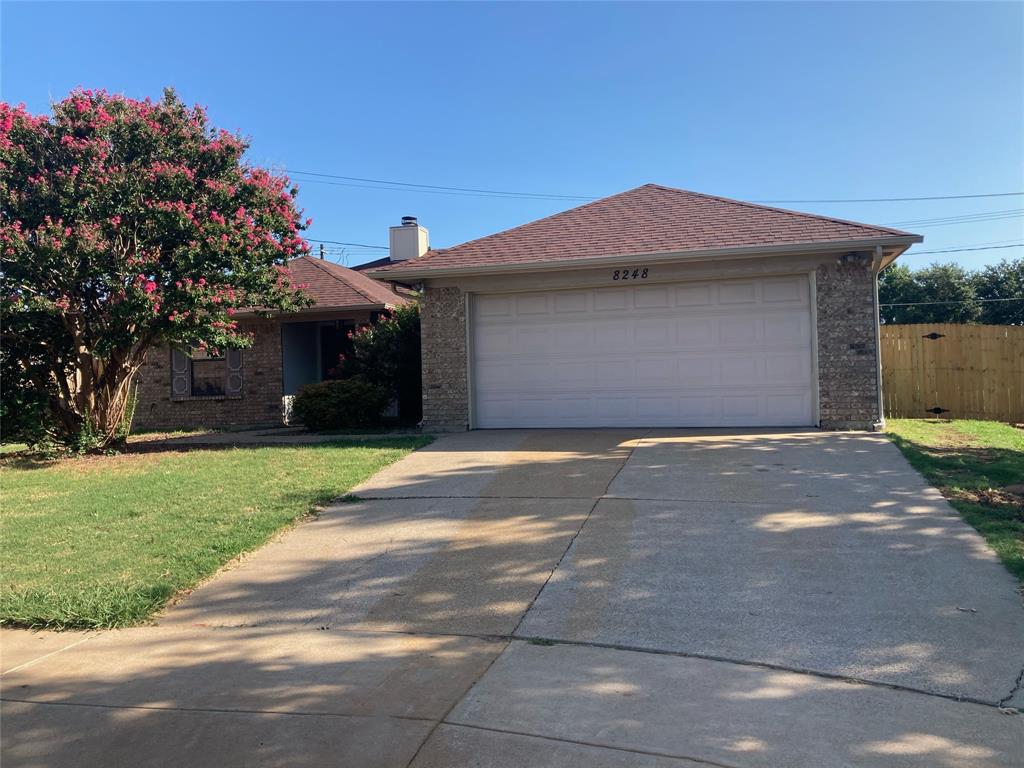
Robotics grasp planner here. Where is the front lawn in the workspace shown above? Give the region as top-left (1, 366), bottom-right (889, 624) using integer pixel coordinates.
top-left (0, 438), bottom-right (430, 629)
top-left (887, 419), bottom-right (1023, 583)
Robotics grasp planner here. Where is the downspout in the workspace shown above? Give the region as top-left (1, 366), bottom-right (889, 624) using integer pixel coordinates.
top-left (871, 246), bottom-right (885, 430)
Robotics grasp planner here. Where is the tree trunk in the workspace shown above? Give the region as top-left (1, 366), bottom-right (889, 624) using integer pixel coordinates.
top-left (49, 353), bottom-right (143, 451)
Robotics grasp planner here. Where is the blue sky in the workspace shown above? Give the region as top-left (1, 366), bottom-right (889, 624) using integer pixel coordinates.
top-left (2, 1), bottom-right (1022, 270)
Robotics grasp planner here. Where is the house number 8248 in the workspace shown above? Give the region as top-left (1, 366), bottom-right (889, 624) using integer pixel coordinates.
top-left (613, 267), bottom-right (649, 281)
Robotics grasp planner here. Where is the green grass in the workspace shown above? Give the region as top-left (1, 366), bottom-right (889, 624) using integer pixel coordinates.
top-left (0, 438), bottom-right (430, 629)
top-left (887, 419), bottom-right (1023, 583)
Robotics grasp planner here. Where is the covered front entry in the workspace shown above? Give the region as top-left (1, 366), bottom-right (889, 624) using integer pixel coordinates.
top-left (281, 319), bottom-right (356, 396)
top-left (470, 275), bottom-right (816, 428)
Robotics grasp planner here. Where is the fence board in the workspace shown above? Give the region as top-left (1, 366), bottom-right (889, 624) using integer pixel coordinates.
top-left (880, 324), bottom-right (1024, 421)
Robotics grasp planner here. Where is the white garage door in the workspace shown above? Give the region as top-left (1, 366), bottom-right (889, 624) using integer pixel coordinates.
top-left (471, 275), bottom-right (815, 428)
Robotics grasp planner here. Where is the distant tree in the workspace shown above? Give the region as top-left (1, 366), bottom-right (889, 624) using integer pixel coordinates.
top-left (879, 262), bottom-right (981, 324)
top-left (972, 258), bottom-right (1024, 325)
top-left (0, 89), bottom-right (312, 450)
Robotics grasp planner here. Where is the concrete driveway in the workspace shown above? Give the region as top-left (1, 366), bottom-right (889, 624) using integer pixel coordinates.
top-left (3, 430), bottom-right (1023, 767)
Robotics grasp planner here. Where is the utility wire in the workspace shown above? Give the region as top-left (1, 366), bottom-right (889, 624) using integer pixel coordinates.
top-left (906, 243), bottom-right (1023, 255)
top-left (887, 208), bottom-right (1024, 226)
top-left (879, 297), bottom-right (1024, 307)
top-left (288, 170), bottom-right (591, 201)
top-left (292, 175), bottom-right (586, 201)
top-left (305, 237), bottom-right (387, 249)
top-left (286, 168), bottom-right (1024, 205)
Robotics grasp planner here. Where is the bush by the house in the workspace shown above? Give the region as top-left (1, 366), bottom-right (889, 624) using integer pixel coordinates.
top-left (336, 303), bottom-right (422, 424)
top-left (291, 377), bottom-right (390, 431)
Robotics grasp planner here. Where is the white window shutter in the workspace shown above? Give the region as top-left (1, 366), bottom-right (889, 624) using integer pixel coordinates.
top-left (171, 348), bottom-right (190, 398)
top-left (225, 348), bottom-right (243, 396)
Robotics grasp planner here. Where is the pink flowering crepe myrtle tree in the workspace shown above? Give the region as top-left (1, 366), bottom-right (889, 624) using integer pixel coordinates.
top-left (0, 88), bottom-right (313, 448)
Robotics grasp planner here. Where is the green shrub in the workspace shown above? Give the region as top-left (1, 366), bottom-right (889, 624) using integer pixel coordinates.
top-left (292, 377), bottom-right (389, 431)
top-left (337, 304), bottom-right (421, 424)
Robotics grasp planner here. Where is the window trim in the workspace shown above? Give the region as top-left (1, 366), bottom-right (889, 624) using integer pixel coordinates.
top-left (170, 347), bottom-right (244, 401)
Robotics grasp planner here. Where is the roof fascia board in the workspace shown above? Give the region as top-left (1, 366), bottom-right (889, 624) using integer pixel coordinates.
top-left (367, 235), bottom-right (923, 280)
top-left (235, 302), bottom-right (388, 319)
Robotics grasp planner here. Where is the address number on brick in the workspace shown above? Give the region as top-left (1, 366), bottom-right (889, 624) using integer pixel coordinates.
top-left (613, 267), bottom-right (649, 281)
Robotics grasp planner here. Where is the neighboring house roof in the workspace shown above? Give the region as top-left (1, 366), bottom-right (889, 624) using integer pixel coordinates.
top-left (351, 255), bottom-right (392, 272)
top-left (287, 255), bottom-right (409, 310)
top-left (369, 184), bottom-right (921, 278)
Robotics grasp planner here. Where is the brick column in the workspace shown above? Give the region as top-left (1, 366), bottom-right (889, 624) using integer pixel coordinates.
top-left (420, 286), bottom-right (469, 430)
top-left (815, 259), bottom-right (884, 430)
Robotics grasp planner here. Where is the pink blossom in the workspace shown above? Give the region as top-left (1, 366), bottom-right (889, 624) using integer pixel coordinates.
top-left (143, 280), bottom-right (157, 294)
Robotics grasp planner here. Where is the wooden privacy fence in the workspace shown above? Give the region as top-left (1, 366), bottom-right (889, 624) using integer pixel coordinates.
top-left (880, 324), bottom-right (1024, 422)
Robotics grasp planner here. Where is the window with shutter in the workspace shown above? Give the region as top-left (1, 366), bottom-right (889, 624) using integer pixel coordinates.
top-left (170, 348), bottom-right (191, 399)
top-left (169, 347), bottom-right (244, 399)
top-left (225, 349), bottom-right (243, 396)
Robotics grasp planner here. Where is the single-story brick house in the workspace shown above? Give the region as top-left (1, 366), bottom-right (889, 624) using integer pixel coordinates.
top-left (133, 253), bottom-right (411, 431)
top-left (369, 184), bottom-right (923, 431)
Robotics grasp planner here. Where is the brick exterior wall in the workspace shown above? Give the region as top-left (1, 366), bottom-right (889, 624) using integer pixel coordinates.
top-left (420, 286), bottom-right (470, 430)
top-left (814, 258), bottom-right (883, 430)
top-left (419, 263), bottom-right (884, 431)
top-left (132, 319), bottom-right (284, 431)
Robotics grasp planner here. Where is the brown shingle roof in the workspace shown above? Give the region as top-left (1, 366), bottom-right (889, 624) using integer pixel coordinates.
top-left (370, 184), bottom-right (920, 276)
top-left (288, 256), bottom-right (408, 309)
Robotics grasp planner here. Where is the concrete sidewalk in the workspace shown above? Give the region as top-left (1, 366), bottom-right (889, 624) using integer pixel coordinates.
top-left (3, 429), bottom-right (1022, 767)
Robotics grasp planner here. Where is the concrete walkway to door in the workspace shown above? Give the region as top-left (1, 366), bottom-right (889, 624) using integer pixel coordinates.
top-left (3, 430), bottom-right (1023, 767)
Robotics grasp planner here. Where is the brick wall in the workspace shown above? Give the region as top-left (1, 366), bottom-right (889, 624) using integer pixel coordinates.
top-left (420, 286), bottom-right (469, 430)
top-left (419, 263), bottom-right (884, 431)
top-left (814, 258), bottom-right (883, 430)
top-left (132, 319), bottom-right (284, 431)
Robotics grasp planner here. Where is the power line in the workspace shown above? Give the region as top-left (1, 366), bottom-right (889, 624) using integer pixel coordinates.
top-left (906, 243), bottom-right (1023, 255)
top-left (879, 297), bottom-right (1024, 307)
top-left (292, 175), bottom-right (587, 201)
top-left (290, 171), bottom-right (592, 201)
top-left (886, 210), bottom-right (1024, 228)
top-left (305, 237), bottom-right (387, 249)
top-left (286, 168), bottom-right (1024, 205)
top-left (884, 207), bottom-right (1019, 225)
top-left (761, 192), bottom-right (1024, 203)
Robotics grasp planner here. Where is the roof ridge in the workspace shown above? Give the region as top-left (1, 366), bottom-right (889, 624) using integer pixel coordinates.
top-left (642, 183), bottom-right (912, 237)
top-left (408, 185), bottom-right (651, 264)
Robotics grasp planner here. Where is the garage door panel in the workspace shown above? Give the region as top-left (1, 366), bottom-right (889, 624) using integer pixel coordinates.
top-left (766, 393), bottom-right (812, 422)
top-left (675, 284), bottom-right (713, 307)
top-left (722, 395), bottom-right (760, 418)
top-left (593, 289), bottom-right (629, 311)
top-left (763, 314), bottom-right (807, 343)
top-left (472, 276), bottom-right (815, 427)
top-left (634, 320), bottom-right (672, 347)
top-left (717, 281), bottom-right (758, 304)
top-left (553, 291), bottom-right (589, 313)
top-left (476, 294), bottom-right (513, 317)
top-left (718, 317), bottom-right (760, 344)
top-left (634, 286), bottom-right (672, 308)
top-left (635, 358), bottom-right (679, 385)
top-left (762, 276), bottom-right (807, 303)
top-left (766, 354), bottom-right (811, 383)
top-left (720, 357), bottom-right (760, 381)
top-left (676, 318), bottom-right (715, 346)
